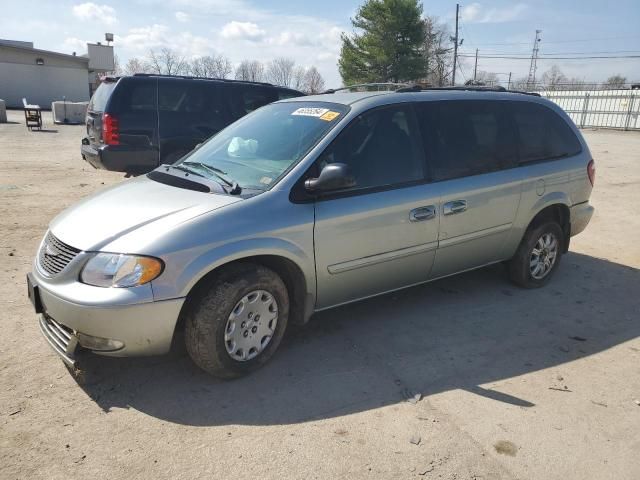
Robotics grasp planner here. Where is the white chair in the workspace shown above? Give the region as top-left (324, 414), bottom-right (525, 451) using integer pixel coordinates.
top-left (22, 98), bottom-right (42, 130)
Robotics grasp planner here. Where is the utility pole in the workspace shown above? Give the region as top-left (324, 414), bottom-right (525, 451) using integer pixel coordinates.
top-left (507, 71), bottom-right (512, 90)
top-left (526, 29), bottom-right (542, 90)
top-left (451, 3), bottom-right (460, 86)
top-left (473, 48), bottom-right (479, 81)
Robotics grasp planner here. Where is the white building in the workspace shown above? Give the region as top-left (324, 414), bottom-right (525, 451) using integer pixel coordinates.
top-left (0, 39), bottom-right (114, 108)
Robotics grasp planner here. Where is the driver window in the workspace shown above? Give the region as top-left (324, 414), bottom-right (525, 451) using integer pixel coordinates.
top-left (319, 105), bottom-right (425, 190)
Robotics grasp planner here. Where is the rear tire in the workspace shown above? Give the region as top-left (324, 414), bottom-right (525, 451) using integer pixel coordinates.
top-left (508, 221), bottom-right (564, 288)
top-left (184, 263), bottom-right (289, 379)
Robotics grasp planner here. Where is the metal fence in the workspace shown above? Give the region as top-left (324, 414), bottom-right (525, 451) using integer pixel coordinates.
top-left (538, 89), bottom-right (640, 130)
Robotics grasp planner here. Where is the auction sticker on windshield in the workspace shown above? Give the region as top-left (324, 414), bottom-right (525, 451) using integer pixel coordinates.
top-left (292, 107), bottom-right (330, 117)
top-left (319, 111), bottom-right (340, 121)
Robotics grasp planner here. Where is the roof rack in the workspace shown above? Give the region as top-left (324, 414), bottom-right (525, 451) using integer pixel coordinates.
top-left (396, 84), bottom-right (541, 97)
top-left (323, 82), bottom-right (409, 94)
top-left (132, 73), bottom-right (275, 87)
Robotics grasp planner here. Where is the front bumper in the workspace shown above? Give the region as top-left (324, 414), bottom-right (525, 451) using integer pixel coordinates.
top-left (33, 276), bottom-right (185, 364)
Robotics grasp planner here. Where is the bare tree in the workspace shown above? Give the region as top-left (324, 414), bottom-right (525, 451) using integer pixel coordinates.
top-left (303, 66), bottom-right (326, 93)
top-left (123, 57), bottom-right (150, 75)
top-left (190, 55), bottom-right (233, 79)
top-left (235, 60), bottom-right (264, 82)
top-left (510, 77), bottom-right (530, 91)
top-left (542, 65), bottom-right (567, 90)
top-left (292, 66), bottom-right (306, 91)
top-left (605, 74), bottom-right (627, 89)
top-left (266, 57), bottom-right (296, 87)
top-left (467, 71), bottom-right (499, 86)
top-left (564, 77), bottom-right (587, 91)
top-left (147, 48), bottom-right (189, 75)
top-left (423, 16), bottom-right (453, 87)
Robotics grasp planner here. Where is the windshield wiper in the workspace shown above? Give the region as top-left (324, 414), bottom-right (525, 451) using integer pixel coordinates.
top-left (169, 164), bottom-right (205, 177)
top-left (181, 161), bottom-right (242, 194)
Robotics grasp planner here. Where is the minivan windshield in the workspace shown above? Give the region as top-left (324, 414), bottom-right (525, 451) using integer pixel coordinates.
top-left (88, 81), bottom-right (117, 112)
top-left (175, 101), bottom-right (349, 191)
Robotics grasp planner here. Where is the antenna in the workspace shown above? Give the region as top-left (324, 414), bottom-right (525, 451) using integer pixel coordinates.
top-left (526, 30), bottom-right (542, 90)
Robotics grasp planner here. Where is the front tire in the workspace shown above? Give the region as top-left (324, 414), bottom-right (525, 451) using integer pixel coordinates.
top-left (184, 263), bottom-right (289, 379)
top-left (508, 221), bottom-right (564, 288)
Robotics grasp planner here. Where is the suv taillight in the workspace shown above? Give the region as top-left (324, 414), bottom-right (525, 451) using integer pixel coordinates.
top-left (102, 113), bottom-right (119, 145)
top-left (587, 159), bottom-right (596, 186)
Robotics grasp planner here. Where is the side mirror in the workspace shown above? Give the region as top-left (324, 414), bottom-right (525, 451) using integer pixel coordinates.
top-left (305, 163), bottom-right (356, 193)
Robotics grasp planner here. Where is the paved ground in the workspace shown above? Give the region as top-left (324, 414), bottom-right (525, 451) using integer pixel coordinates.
top-left (1, 109), bottom-right (639, 480)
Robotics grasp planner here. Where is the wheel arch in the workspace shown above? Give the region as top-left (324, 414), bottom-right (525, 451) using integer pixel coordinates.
top-left (176, 247), bottom-right (315, 333)
top-left (525, 200), bottom-right (571, 253)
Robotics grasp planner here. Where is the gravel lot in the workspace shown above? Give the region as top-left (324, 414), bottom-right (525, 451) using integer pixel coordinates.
top-left (1, 109), bottom-right (639, 480)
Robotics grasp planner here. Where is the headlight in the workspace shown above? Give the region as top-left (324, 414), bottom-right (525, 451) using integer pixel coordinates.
top-left (80, 253), bottom-right (163, 288)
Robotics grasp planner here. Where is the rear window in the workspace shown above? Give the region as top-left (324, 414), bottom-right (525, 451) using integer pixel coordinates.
top-left (88, 82), bottom-right (117, 112)
top-left (510, 102), bottom-right (582, 163)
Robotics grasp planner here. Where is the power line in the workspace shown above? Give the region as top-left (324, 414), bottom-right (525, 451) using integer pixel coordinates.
top-left (463, 35), bottom-right (640, 47)
top-left (458, 54), bottom-right (640, 60)
top-left (461, 50), bottom-right (640, 56)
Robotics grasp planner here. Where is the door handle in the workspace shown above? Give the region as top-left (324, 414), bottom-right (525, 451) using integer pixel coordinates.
top-left (410, 206), bottom-right (436, 222)
top-left (443, 200), bottom-right (467, 216)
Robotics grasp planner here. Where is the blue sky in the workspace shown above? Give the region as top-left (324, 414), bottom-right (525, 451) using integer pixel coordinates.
top-left (2, 0), bottom-right (639, 86)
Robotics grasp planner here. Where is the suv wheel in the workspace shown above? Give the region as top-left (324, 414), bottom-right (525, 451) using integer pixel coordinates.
top-left (508, 221), bottom-right (564, 288)
top-left (184, 263), bottom-right (289, 378)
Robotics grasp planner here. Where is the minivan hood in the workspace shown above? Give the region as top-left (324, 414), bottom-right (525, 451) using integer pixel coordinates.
top-left (49, 177), bottom-right (241, 251)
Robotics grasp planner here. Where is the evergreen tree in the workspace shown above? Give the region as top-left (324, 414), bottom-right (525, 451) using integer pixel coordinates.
top-left (339, 0), bottom-right (426, 85)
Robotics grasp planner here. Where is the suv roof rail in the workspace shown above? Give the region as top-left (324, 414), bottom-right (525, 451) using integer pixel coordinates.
top-left (131, 73), bottom-right (277, 88)
top-left (323, 82), bottom-right (410, 94)
top-left (396, 84), bottom-right (541, 97)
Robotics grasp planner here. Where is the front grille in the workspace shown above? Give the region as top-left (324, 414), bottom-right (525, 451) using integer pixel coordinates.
top-left (39, 315), bottom-right (78, 366)
top-left (38, 232), bottom-right (81, 276)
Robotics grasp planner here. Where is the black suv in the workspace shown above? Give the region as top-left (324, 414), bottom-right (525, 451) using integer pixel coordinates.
top-left (81, 74), bottom-right (304, 173)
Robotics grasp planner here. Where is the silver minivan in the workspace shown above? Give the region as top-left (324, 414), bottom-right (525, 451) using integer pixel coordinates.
top-left (29, 88), bottom-right (595, 378)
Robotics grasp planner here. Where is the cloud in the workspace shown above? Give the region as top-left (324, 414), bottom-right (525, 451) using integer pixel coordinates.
top-left (63, 37), bottom-right (88, 53)
top-left (115, 24), bottom-right (211, 58)
top-left (71, 2), bottom-right (117, 25)
top-left (175, 11), bottom-right (189, 22)
top-left (220, 21), bottom-right (266, 41)
top-left (461, 3), bottom-right (528, 23)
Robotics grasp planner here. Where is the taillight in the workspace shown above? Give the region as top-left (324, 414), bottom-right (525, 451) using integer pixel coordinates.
top-left (102, 113), bottom-right (119, 145)
top-left (587, 159), bottom-right (595, 187)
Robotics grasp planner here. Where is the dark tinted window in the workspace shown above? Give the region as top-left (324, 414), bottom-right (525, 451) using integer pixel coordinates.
top-left (88, 81), bottom-right (116, 112)
top-left (159, 81), bottom-right (206, 112)
top-left (319, 105), bottom-right (424, 190)
top-left (416, 100), bottom-right (517, 181)
top-left (510, 102), bottom-right (582, 163)
top-left (278, 88), bottom-right (304, 100)
top-left (109, 79), bottom-right (157, 113)
top-left (233, 86), bottom-right (278, 116)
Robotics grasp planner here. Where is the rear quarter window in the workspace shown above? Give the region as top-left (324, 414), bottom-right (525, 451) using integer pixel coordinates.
top-left (88, 82), bottom-right (117, 112)
top-left (107, 78), bottom-right (157, 113)
top-left (510, 102), bottom-right (582, 164)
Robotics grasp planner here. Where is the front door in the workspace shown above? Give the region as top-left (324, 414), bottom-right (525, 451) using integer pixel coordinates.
top-left (313, 104), bottom-right (440, 309)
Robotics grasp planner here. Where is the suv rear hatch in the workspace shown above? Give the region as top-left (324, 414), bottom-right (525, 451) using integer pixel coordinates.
top-left (85, 79), bottom-right (118, 147)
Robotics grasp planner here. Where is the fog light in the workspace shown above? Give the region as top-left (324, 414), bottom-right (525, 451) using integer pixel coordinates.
top-left (76, 332), bottom-right (124, 352)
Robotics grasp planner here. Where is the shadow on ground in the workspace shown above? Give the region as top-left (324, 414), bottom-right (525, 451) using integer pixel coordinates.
top-left (73, 252), bottom-right (639, 426)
